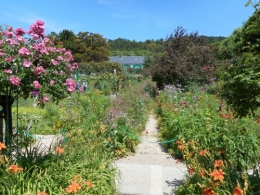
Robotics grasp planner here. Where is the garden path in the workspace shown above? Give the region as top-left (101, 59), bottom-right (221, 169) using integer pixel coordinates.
top-left (115, 114), bottom-right (187, 195)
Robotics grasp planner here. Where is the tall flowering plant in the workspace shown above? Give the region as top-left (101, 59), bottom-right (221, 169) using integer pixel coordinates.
top-left (0, 20), bottom-right (78, 144)
top-left (0, 20), bottom-right (77, 104)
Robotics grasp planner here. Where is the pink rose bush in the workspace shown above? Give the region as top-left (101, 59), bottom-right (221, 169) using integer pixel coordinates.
top-left (0, 20), bottom-right (78, 106)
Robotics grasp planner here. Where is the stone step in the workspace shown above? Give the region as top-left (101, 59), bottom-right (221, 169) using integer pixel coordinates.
top-left (115, 162), bottom-right (187, 195)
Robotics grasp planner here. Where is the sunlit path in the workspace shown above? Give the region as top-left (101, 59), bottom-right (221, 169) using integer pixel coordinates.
top-left (115, 115), bottom-right (187, 195)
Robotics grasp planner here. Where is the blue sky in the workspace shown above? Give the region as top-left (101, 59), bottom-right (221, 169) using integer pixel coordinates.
top-left (0, 0), bottom-right (256, 42)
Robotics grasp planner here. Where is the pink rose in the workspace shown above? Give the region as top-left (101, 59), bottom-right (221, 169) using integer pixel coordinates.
top-left (65, 78), bottom-right (75, 92)
top-left (4, 69), bottom-right (12, 74)
top-left (57, 56), bottom-right (63, 61)
top-left (6, 32), bottom-right (13, 38)
top-left (42, 96), bottom-right (49, 102)
top-left (23, 59), bottom-right (32, 67)
top-left (19, 47), bottom-right (30, 56)
top-left (5, 57), bottom-right (13, 62)
top-left (9, 75), bottom-right (21, 86)
top-left (51, 59), bottom-right (59, 66)
top-left (14, 28), bottom-right (26, 36)
top-left (33, 81), bottom-right (41, 89)
top-left (50, 80), bottom-right (55, 85)
top-left (53, 70), bottom-right (58, 75)
top-left (34, 66), bottom-right (45, 75)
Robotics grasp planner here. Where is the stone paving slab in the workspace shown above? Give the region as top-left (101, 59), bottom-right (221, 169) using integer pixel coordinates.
top-left (115, 162), bottom-right (187, 195)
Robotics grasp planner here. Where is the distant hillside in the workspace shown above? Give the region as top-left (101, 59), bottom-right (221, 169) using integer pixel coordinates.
top-left (202, 36), bottom-right (227, 44)
top-left (108, 36), bottom-right (226, 56)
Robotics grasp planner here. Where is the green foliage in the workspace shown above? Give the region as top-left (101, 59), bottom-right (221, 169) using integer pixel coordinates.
top-left (216, 7), bottom-right (260, 118)
top-left (58, 29), bottom-right (77, 53)
top-left (151, 26), bottom-right (215, 89)
top-left (2, 76), bottom-right (155, 194)
top-left (79, 61), bottom-right (124, 75)
top-left (221, 58), bottom-right (260, 117)
top-left (156, 85), bottom-right (260, 194)
top-left (212, 28), bottom-right (244, 60)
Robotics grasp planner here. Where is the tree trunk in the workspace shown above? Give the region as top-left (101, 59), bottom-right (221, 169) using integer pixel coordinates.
top-left (0, 95), bottom-right (14, 146)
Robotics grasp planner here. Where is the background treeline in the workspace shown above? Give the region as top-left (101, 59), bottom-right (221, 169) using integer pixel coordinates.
top-left (107, 36), bottom-right (226, 56)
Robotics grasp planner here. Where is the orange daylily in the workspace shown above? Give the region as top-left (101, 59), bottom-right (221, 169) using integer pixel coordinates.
top-left (37, 192), bottom-right (48, 195)
top-left (65, 181), bottom-right (81, 193)
top-left (199, 150), bottom-right (207, 156)
top-left (86, 180), bottom-right (95, 188)
top-left (178, 144), bottom-right (185, 150)
top-left (0, 142), bottom-right (6, 150)
top-left (176, 139), bottom-right (183, 145)
top-left (202, 187), bottom-right (215, 195)
top-left (214, 160), bottom-right (223, 168)
top-left (225, 113), bottom-right (232, 119)
top-left (210, 169), bottom-right (225, 181)
top-left (7, 164), bottom-right (23, 173)
top-left (188, 167), bottom-right (195, 175)
top-left (56, 146), bottom-right (64, 154)
top-left (233, 186), bottom-right (243, 195)
top-left (199, 169), bottom-right (206, 177)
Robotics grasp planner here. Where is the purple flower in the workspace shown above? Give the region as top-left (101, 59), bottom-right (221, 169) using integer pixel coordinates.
top-left (31, 91), bottom-right (39, 96)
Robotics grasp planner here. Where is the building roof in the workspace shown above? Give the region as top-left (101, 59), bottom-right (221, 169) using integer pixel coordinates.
top-left (109, 56), bottom-right (144, 65)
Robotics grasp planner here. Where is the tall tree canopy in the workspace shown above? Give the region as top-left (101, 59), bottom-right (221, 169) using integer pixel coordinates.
top-left (220, 7), bottom-right (260, 117)
top-left (49, 30), bottom-right (110, 63)
top-left (151, 26), bottom-right (214, 89)
top-left (73, 32), bottom-right (110, 63)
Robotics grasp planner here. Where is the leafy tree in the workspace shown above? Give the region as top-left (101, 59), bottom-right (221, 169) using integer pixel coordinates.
top-left (212, 28), bottom-right (244, 60)
top-left (220, 8), bottom-right (260, 117)
top-left (58, 29), bottom-right (77, 53)
top-left (143, 55), bottom-right (155, 69)
top-left (73, 32), bottom-right (110, 63)
top-left (151, 26), bottom-right (214, 89)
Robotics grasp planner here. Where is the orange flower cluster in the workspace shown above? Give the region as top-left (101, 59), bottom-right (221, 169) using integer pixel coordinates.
top-left (0, 142), bottom-right (6, 150)
top-left (219, 113), bottom-right (232, 119)
top-left (214, 160), bottom-right (223, 168)
top-left (210, 169), bottom-right (225, 181)
top-left (56, 146), bottom-right (64, 154)
top-left (65, 175), bottom-right (95, 193)
top-left (209, 159), bottom-right (225, 182)
top-left (65, 181), bottom-right (81, 193)
top-left (178, 144), bottom-right (185, 150)
top-left (233, 186), bottom-right (243, 195)
top-left (202, 187), bottom-right (215, 195)
top-left (199, 150), bottom-right (207, 156)
top-left (7, 164), bottom-right (23, 173)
